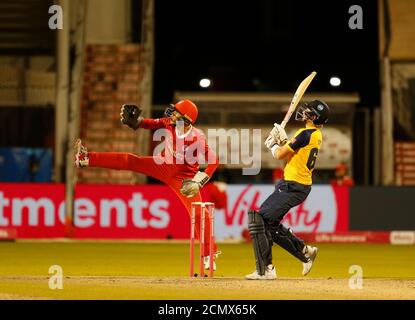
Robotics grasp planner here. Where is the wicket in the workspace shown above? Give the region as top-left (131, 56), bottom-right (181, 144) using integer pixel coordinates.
top-left (189, 202), bottom-right (215, 277)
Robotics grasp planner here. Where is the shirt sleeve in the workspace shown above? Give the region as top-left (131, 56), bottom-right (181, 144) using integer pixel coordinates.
top-left (192, 129), bottom-right (219, 178)
top-left (195, 134), bottom-right (219, 178)
top-left (203, 143), bottom-right (219, 178)
top-left (139, 117), bottom-right (170, 130)
top-left (288, 129), bottom-right (314, 151)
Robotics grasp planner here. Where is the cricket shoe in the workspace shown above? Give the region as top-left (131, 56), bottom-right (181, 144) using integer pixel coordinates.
top-left (74, 139), bottom-right (89, 168)
top-left (204, 251), bottom-right (221, 271)
top-left (245, 265), bottom-right (276, 280)
top-left (302, 245), bottom-right (318, 276)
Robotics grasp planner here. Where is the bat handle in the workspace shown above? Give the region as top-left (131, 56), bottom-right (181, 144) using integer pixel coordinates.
top-left (280, 120), bottom-right (287, 129)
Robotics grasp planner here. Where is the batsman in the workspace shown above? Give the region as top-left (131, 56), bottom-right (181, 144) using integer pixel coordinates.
top-left (246, 100), bottom-right (330, 280)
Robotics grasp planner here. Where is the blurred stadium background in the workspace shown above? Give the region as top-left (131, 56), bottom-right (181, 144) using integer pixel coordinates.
top-left (0, 0), bottom-right (414, 299)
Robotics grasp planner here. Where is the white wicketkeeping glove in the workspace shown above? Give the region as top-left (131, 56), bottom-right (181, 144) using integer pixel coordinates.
top-left (269, 123), bottom-right (288, 146)
top-left (180, 171), bottom-right (210, 198)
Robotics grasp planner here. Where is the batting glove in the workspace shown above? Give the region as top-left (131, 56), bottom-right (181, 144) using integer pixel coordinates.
top-left (265, 135), bottom-right (281, 159)
top-left (270, 123), bottom-right (288, 146)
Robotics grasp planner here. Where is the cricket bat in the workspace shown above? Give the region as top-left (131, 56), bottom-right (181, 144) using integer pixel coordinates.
top-left (280, 71), bottom-right (316, 129)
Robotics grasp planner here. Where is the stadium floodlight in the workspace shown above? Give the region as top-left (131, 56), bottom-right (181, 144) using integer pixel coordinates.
top-left (329, 76), bottom-right (341, 87)
top-left (199, 78), bottom-right (211, 88)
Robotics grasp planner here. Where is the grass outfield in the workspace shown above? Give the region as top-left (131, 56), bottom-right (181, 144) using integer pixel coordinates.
top-left (0, 241), bottom-right (414, 299)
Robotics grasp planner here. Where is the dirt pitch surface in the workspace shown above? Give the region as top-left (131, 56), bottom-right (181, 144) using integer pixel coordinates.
top-left (0, 241), bottom-right (414, 299)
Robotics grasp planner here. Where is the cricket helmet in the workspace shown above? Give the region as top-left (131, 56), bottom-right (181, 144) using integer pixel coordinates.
top-left (295, 100), bottom-right (329, 125)
top-left (165, 99), bottom-right (198, 124)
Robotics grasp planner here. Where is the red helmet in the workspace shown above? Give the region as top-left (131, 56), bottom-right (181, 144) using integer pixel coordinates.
top-left (174, 99), bottom-right (198, 124)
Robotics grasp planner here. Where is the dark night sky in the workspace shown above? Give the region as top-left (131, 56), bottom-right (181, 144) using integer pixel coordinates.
top-left (153, 0), bottom-right (379, 107)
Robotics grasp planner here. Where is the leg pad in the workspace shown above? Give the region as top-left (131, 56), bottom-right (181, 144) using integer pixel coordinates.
top-left (248, 210), bottom-right (272, 275)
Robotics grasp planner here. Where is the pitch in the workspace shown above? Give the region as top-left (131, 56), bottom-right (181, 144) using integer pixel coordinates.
top-left (0, 241), bottom-right (414, 299)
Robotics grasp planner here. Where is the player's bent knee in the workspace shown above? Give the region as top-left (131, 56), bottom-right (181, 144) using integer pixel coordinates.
top-left (259, 206), bottom-right (285, 226)
top-left (273, 224), bottom-right (302, 245)
top-left (271, 224), bottom-right (308, 262)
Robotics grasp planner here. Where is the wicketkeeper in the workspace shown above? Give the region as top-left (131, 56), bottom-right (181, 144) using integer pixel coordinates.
top-left (74, 99), bottom-right (220, 270)
top-left (246, 100), bottom-right (329, 280)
